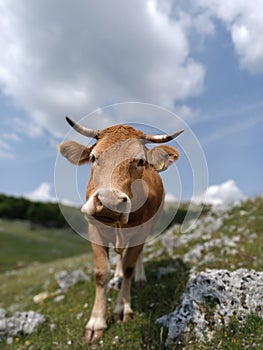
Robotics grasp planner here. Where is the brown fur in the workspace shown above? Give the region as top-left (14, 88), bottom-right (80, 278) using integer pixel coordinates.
top-left (59, 124), bottom-right (179, 343)
top-left (98, 125), bottom-right (144, 141)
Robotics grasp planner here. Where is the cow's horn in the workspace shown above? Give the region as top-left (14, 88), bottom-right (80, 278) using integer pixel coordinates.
top-left (65, 116), bottom-right (99, 139)
top-left (144, 129), bottom-right (184, 143)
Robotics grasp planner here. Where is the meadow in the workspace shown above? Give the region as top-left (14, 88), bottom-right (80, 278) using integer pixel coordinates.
top-left (0, 197), bottom-right (262, 349)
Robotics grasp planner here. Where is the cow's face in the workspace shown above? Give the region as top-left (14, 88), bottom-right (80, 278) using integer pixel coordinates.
top-left (59, 124), bottom-right (180, 226)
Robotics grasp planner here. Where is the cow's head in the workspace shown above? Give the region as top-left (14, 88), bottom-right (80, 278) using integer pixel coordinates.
top-left (59, 117), bottom-right (183, 226)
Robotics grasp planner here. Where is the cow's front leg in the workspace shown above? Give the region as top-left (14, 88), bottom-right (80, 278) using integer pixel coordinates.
top-left (85, 243), bottom-right (110, 343)
top-left (134, 249), bottom-right (147, 287)
top-left (108, 253), bottom-right (123, 290)
top-left (114, 244), bottom-right (144, 322)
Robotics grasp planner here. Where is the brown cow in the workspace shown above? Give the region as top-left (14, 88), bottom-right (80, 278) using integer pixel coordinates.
top-left (59, 117), bottom-right (183, 342)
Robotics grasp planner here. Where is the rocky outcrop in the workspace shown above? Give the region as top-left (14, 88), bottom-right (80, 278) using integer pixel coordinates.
top-left (55, 269), bottom-right (90, 292)
top-left (0, 309), bottom-right (46, 340)
top-left (157, 269), bottom-right (263, 347)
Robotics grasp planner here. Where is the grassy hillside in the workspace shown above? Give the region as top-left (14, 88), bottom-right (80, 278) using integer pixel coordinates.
top-left (0, 219), bottom-right (90, 272)
top-left (150, 197), bottom-right (263, 272)
top-left (0, 197), bottom-right (262, 349)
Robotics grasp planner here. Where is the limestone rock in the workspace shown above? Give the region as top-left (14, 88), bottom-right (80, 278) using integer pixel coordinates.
top-left (0, 310), bottom-right (46, 338)
top-left (156, 269), bottom-right (263, 347)
top-left (55, 269), bottom-right (90, 291)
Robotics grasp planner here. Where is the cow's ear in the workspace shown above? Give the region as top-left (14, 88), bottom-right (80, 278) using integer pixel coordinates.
top-left (59, 141), bottom-right (92, 165)
top-left (147, 145), bottom-right (179, 172)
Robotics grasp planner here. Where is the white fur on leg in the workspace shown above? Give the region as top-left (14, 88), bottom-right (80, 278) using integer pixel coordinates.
top-left (108, 252), bottom-right (123, 290)
top-left (123, 300), bottom-right (134, 319)
top-left (134, 250), bottom-right (147, 286)
top-left (114, 253), bottom-right (123, 279)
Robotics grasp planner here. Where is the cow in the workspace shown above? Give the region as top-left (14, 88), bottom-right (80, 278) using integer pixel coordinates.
top-left (59, 116), bottom-right (183, 343)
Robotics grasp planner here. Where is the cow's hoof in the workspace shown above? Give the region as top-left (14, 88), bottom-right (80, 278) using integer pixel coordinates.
top-left (114, 311), bottom-right (134, 324)
top-left (108, 276), bottom-right (122, 290)
top-left (123, 312), bottom-right (134, 323)
top-left (134, 278), bottom-right (147, 288)
top-left (114, 312), bottom-right (123, 324)
top-left (84, 329), bottom-right (104, 343)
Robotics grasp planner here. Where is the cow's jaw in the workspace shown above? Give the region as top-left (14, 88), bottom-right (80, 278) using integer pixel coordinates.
top-left (81, 188), bottom-right (131, 226)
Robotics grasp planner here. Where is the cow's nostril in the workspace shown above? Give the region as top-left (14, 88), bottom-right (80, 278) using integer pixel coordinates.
top-left (122, 197), bottom-right (127, 203)
top-left (94, 194), bottom-right (103, 208)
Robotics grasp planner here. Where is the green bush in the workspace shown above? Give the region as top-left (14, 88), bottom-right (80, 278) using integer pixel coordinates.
top-left (0, 194), bottom-right (67, 227)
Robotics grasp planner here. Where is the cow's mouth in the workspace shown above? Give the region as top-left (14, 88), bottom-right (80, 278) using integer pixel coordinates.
top-left (93, 215), bottom-right (118, 224)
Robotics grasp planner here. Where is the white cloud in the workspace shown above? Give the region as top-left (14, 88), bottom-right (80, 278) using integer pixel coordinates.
top-left (25, 182), bottom-right (56, 203)
top-left (193, 0), bottom-right (263, 73)
top-left (194, 179), bottom-right (245, 206)
top-left (25, 181), bottom-right (79, 206)
top-left (2, 132), bottom-right (20, 142)
top-left (14, 117), bottom-right (44, 138)
top-left (0, 131), bottom-right (21, 159)
top-left (0, 0), bottom-right (205, 137)
top-left (1, 0), bottom-right (261, 142)
top-left (174, 104), bottom-right (200, 121)
top-left (165, 192), bottom-right (178, 202)
top-left (0, 138), bottom-right (14, 159)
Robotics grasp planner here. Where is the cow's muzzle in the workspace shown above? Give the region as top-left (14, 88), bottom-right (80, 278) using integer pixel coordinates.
top-left (81, 188), bottom-right (131, 225)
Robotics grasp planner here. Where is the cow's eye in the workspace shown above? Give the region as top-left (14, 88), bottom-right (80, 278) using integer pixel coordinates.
top-left (90, 154), bottom-right (97, 163)
top-left (138, 158), bottom-right (146, 167)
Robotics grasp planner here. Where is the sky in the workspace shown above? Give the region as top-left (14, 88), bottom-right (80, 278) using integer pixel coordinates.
top-left (0, 0), bottom-right (262, 207)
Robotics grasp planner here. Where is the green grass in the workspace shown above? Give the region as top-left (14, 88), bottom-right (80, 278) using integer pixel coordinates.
top-left (196, 198), bottom-right (263, 272)
top-left (0, 198), bottom-right (262, 349)
top-left (0, 219), bottom-right (91, 272)
top-left (0, 253), bottom-right (90, 311)
top-left (180, 314), bottom-right (263, 350)
top-left (0, 255), bottom-right (189, 350)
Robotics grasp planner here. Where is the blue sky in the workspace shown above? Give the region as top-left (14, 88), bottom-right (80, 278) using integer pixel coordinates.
top-left (0, 0), bottom-right (262, 206)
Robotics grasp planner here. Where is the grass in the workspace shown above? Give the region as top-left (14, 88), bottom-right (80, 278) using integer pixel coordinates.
top-left (0, 255), bottom-right (189, 350)
top-left (0, 219), bottom-right (91, 272)
top-left (195, 197), bottom-right (263, 272)
top-left (0, 253), bottom-right (91, 311)
top-left (0, 197), bottom-right (263, 349)
top-left (180, 314), bottom-right (263, 350)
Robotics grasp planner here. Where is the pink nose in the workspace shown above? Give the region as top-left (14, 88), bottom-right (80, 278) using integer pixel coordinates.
top-left (93, 189), bottom-right (129, 213)
top-left (81, 188), bottom-right (131, 224)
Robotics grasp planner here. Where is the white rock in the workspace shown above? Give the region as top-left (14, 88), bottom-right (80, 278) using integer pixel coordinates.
top-left (33, 291), bottom-right (50, 303)
top-left (6, 336), bottom-right (13, 344)
top-left (0, 310), bottom-right (46, 338)
top-left (55, 269), bottom-right (90, 291)
top-left (0, 309), bottom-right (6, 319)
top-left (53, 295), bottom-right (65, 303)
top-left (156, 269), bottom-right (263, 347)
